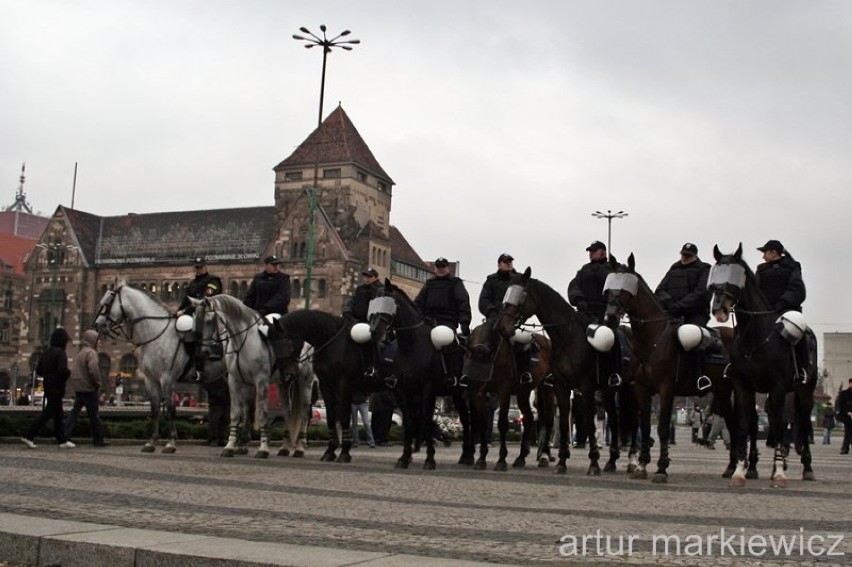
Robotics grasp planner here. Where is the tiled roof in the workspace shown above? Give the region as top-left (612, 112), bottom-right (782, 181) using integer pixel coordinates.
top-left (274, 106), bottom-right (394, 184)
top-left (0, 233), bottom-right (36, 276)
top-left (64, 205), bottom-right (278, 266)
top-left (389, 226), bottom-right (427, 268)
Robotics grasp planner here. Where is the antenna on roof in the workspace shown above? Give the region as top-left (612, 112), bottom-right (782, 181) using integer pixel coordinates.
top-left (6, 162), bottom-right (33, 213)
top-left (71, 162), bottom-right (78, 209)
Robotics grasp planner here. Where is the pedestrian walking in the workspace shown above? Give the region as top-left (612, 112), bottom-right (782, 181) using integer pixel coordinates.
top-left (64, 329), bottom-right (108, 446)
top-left (21, 328), bottom-right (75, 449)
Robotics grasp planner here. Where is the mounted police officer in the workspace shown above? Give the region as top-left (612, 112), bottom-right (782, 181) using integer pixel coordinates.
top-left (415, 257), bottom-right (472, 385)
top-left (344, 267), bottom-right (385, 378)
top-left (656, 243), bottom-right (713, 389)
top-left (479, 253), bottom-right (538, 385)
top-left (755, 240), bottom-right (812, 379)
top-left (568, 240), bottom-right (623, 388)
top-left (244, 255), bottom-right (291, 316)
top-left (175, 257), bottom-right (222, 381)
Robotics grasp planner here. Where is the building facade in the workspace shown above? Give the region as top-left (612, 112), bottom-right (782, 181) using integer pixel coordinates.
top-left (11, 107), bottom-right (431, 400)
top-left (822, 332), bottom-right (852, 402)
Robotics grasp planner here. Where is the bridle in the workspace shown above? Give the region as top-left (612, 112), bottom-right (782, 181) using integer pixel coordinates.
top-left (94, 286), bottom-right (173, 346)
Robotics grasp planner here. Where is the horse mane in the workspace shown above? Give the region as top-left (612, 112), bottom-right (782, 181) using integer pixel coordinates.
top-left (118, 282), bottom-right (170, 312)
top-left (281, 309), bottom-right (344, 338)
top-left (209, 294), bottom-right (259, 324)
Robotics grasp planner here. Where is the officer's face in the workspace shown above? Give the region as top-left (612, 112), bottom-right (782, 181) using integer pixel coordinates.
top-left (589, 249), bottom-right (606, 261)
top-left (434, 264), bottom-right (450, 276)
top-left (762, 250), bottom-right (781, 262)
top-left (364, 275), bottom-right (378, 285)
top-left (194, 265), bottom-right (207, 275)
top-left (498, 260), bottom-right (513, 272)
top-left (265, 263), bottom-right (279, 274)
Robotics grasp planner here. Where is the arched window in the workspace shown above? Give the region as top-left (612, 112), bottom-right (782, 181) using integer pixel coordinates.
top-left (98, 353), bottom-right (112, 379)
top-left (119, 354), bottom-right (138, 379)
top-left (292, 279), bottom-right (301, 299)
top-left (317, 279), bottom-right (327, 298)
top-left (239, 281), bottom-right (248, 298)
top-left (229, 281), bottom-right (239, 297)
top-left (160, 282), bottom-right (170, 301)
top-left (299, 242), bottom-right (306, 258)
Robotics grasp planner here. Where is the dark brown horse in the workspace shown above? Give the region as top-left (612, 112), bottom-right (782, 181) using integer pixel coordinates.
top-left (708, 244), bottom-right (817, 488)
top-left (495, 268), bottom-right (632, 475)
top-left (602, 253), bottom-right (748, 483)
top-left (463, 320), bottom-right (552, 471)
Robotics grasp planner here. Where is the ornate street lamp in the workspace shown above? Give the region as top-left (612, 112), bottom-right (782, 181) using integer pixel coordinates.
top-left (591, 209), bottom-right (628, 255)
top-left (293, 25), bottom-right (359, 308)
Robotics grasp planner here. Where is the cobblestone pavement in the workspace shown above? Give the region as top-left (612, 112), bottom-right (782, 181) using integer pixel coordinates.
top-left (1, 433), bottom-right (849, 566)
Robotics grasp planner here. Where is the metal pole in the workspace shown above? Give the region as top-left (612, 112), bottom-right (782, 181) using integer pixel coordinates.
top-left (592, 209), bottom-right (628, 256)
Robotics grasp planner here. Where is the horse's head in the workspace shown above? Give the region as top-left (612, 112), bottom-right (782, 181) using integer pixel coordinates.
top-left (709, 243), bottom-right (748, 323)
top-left (495, 267), bottom-right (533, 339)
top-left (93, 282), bottom-right (131, 337)
top-left (367, 279), bottom-right (401, 343)
top-left (603, 253), bottom-right (640, 328)
top-left (191, 296), bottom-right (222, 358)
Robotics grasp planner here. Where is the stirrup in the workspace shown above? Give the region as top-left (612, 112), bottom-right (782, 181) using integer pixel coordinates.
top-left (799, 369), bottom-right (808, 384)
top-left (542, 373), bottom-right (554, 388)
top-left (364, 366), bottom-right (377, 379)
top-left (194, 371), bottom-right (204, 383)
top-left (696, 375), bottom-right (712, 391)
top-left (383, 375), bottom-right (398, 389)
top-left (519, 372), bottom-right (533, 385)
top-left (607, 373), bottom-right (622, 387)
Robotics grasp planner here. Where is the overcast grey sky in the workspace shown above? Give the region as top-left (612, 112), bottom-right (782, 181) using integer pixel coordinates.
top-left (3, 1), bottom-right (852, 377)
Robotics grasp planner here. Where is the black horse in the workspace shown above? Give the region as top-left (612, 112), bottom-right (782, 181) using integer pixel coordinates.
top-left (368, 280), bottom-right (473, 470)
top-left (462, 319), bottom-right (553, 471)
top-left (496, 268), bottom-right (635, 475)
top-left (602, 253), bottom-right (753, 482)
top-left (270, 309), bottom-right (385, 463)
top-left (708, 244), bottom-right (817, 488)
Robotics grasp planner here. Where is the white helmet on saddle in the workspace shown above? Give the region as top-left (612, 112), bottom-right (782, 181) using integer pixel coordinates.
top-left (430, 325), bottom-right (456, 349)
top-left (350, 322), bottom-right (372, 344)
top-left (175, 314), bottom-right (194, 333)
top-left (586, 324), bottom-right (615, 352)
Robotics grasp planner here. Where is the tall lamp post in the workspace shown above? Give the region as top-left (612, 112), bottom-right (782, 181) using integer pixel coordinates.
top-left (591, 209), bottom-right (628, 255)
top-left (293, 25), bottom-right (359, 308)
top-left (35, 241), bottom-right (76, 344)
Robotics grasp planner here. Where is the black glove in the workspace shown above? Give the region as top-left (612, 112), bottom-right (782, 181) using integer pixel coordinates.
top-left (666, 303), bottom-right (681, 317)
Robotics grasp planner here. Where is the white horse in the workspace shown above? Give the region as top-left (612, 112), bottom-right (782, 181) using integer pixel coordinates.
top-left (191, 294), bottom-right (275, 459)
top-left (94, 282), bottom-right (226, 453)
top-left (276, 343), bottom-right (317, 458)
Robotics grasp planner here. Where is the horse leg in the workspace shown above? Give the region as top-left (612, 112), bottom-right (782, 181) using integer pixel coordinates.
top-left (253, 381), bottom-right (270, 459)
top-left (336, 392), bottom-right (354, 463)
top-left (395, 401), bottom-right (414, 469)
top-left (293, 382), bottom-right (311, 458)
top-left (767, 390), bottom-right (789, 488)
top-left (553, 387), bottom-right (571, 474)
top-left (221, 382), bottom-right (242, 458)
top-left (492, 396), bottom-right (509, 472)
top-left (729, 385), bottom-right (754, 487)
top-left (797, 388), bottom-right (816, 481)
top-left (651, 392), bottom-right (674, 483)
top-left (603, 389), bottom-right (619, 473)
top-left (584, 387), bottom-right (602, 476)
top-left (630, 386), bottom-right (651, 480)
top-left (320, 402), bottom-right (338, 462)
top-left (512, 390), bottom-right (533, 469)
top-left (161, 388), bottom-right (179, 454)
top-left (141, 384), bottom-right (160, 453)
top-left (233, 395), bottom-right (252, 455)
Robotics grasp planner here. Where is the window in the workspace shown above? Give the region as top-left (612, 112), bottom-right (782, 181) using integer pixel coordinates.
top-left (356, 170), bottom-right (367, 182)
top-left (292, 279), bottom-right (301, 299)
top-left (0, 320), bottom-right (10, 345)
top-left (318, 279), bottom-right (327, 298)
top-left (98, 353), bottom-right (112, 378)
top-left (2, 283), bottom-right (12, 311)
top-left (239, 281), bottom-right (248, 298)
top-left (229, 281), bottom-right (240, 297)
top-left (323, 168), bottom-right (341, 179)
top-left (378, 181), bottom-right (388, 193)
top-left (119, 354), bottom-right (138, 378)
top-left (285, 171), bottom-right (303, 181)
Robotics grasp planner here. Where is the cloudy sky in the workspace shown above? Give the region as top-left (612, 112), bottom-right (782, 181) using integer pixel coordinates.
top-left (3, 1), bottom-right (851, 376)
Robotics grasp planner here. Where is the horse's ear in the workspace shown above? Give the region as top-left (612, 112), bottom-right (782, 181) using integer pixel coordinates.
top-left (522, 267), bottom-right (531, 280)
top-left (627, 253), bottom-right (635, 271)
top-left (384, 277), bottom-right (391, 288)
top-left (608, 253), bottom-right (618, 266)
top-left (713, 245), bottom-right (722, 262)
top-left (734, 242), bottom-right (743, 259)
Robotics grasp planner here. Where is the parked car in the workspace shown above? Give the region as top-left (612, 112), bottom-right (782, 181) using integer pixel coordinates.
top-left (493, 407), bottom-right (524, 432)
top-left (755, 410), bottom-right (769, 439)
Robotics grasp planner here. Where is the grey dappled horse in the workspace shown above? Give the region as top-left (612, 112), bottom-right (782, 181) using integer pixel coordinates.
top-left (94, 282), bottom-right (226, 453)
top-left (191, 294), bottom-right (274, 459)
top-left (275, 343), bottom-right (317, 458)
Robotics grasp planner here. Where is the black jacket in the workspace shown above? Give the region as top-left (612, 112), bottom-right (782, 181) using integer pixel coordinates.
top-left (755, 256), bottom-right (806, 312)
top-left (179, 272), bottom-right (223, 313)
top-left (244, 270), bottom-right (291, 316)
top-left (414, 275), bottom-right (472, 331)
top-left (478, 269), bottom-right (516, 319)
top-left (655, 258), bottom-right (711, 324)
top-left (36, 328), bottom-right (70, 391)
top-left (343, 280), bottom-right (385, 322)
top-left (567, 258), bottom-right (611, 318)
top-left (837, 388), bottom-right (852, 425)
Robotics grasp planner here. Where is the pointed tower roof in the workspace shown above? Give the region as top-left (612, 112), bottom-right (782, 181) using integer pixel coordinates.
top-left (274, 106), bottom-right (394, 185)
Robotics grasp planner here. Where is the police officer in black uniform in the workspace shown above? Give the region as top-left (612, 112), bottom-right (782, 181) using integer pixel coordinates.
top-left (244, 255), bottom-right (291, 316)
top-left (656, 243), bottom-right (713, 389)
top-left (415, 257), bottom-right (472, 384)
top-left (478, 253), bottom-right (516, 320)
top-left (175, 258), bottom-right (222, 380)
top-left (755, 240), bottom-right (811, 378)
top-left (344, 267), bottom-right (385, 377)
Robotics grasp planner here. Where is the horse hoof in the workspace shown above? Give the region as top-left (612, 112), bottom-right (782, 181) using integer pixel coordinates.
top-left (474, 460), bottom-right (487, 471)
top-left (603, 461), bottom-right (616, 473)
top-left (221, 449), bottom-right (235, 458)
top-left (395, 459), bottom-right (410, 469)
top-left (292, 449), bottom-right (305, 458)
top-left (161, 446), bottom-right (176, 454)
top-left (626, 464), bottom-right (636, 474)
top-left (746, 469), bottom-right (759, 480)
top-left (553, 465), bottom-right (567, 475)
top-left (494, 462), bottom-right (508, 472)
top-left (651, 473), bottom-right (668, 484)
top-left (234, 447), bottom-right (248, 456)
top-left (320, 452), bottom-right (336, 462)
top-left (721, 466), bottom-right (735, 479)
top-left (140, 444), bottom-right (156, 453)
top-left (254, 450), bottom-right (269, 459)
top-left (729, 476), bottom-right (746, 488)
top-left (336, 453), bottom-right (352, 463)
top-left (278, 448), bottom-right (290, 457)
top-left (423, 461), bottom-right (436, 471)
top-left (458, 455), bottom-right (475, 466)
top-left (511, 459), bottom-right (525, 469)
top-left (770, 476), bottom-right (787, 489)
top-left (629, 469), bottom-right (648, 480)
top-left (802, 470), bottom-right (816, 481)
top-left (538, 457), bottom-right (550, 468)
top-left (587, 465), bottom-right (601, 476)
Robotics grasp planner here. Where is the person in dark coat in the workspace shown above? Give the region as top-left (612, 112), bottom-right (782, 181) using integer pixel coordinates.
top-left (655, 243), bottom-right (711, 326)
top-left (244, 255), bottom-right (291, 316)
top-left (21, 328), bottom-right (75, 449)
top-left (176, 258), bottom-right (223, 380)
top-left (203, 375), bottom-right (230, 446)
top-left (414, 257), bottom-right (472, 384)
top-left (567, 241), bottom-right (611, 321)
top-left (369, 389), bottom-right (396, 446)
top-left (478, 253), bottom-right (516, 320)
top-left (822, 402), bottom-right (836, 445)
top-left (344, 268), bottom-right (385, 378)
